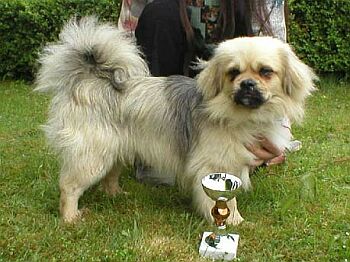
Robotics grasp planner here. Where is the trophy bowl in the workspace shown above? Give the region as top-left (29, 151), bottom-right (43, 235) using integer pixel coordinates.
top-left (202, 173), bottom-right (242, 202)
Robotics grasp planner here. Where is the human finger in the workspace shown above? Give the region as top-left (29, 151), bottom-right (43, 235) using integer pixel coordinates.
top-left (258, 137), bottom-right (284, 156)
top-left (245, 143), bottom-right (277, 161)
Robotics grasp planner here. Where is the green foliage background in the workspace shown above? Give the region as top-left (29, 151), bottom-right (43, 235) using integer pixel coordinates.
top-left (288, 0), bottom-right (350, 76)
top-left (0, 0), bottom-right (121, 81)
top-left (0, 0), bottom-right (349, 81)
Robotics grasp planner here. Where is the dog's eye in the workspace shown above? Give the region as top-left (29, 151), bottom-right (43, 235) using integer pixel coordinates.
top-left (259, 67), bottom-right (273, 77)
top-left (228, 68), bottom-right (240, 81)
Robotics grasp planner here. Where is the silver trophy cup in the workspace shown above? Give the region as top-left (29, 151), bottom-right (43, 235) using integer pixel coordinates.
top-left (199, 173), bottom-right (242, 260)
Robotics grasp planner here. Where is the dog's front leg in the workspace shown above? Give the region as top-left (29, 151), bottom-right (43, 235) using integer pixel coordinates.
top-left (226, 197), bottom-right (244, 225)
top-left (225, 165), bottom-right (253, 225)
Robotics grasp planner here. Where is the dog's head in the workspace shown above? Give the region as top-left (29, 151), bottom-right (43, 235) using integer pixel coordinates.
top-left (197, 37), bottom-right (317, 123)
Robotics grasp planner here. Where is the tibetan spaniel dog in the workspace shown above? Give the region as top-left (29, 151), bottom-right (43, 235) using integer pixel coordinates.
top-left (35, 17), bottom-right (317, 224)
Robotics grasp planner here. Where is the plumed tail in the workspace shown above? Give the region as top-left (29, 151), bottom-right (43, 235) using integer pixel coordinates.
top-left (35, 16), bottom-right (149, 93)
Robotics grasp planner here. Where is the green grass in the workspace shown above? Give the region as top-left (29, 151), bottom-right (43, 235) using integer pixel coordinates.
top-left (0, 78), bottom-right (349, 261)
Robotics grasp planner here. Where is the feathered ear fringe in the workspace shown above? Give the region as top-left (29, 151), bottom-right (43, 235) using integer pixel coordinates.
top-left (282, 44), bottom-right (318, 102)
top-left (196, 55), bottom-right (226, 100)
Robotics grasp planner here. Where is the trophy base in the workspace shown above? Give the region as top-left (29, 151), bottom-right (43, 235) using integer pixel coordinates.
top-left (199, 231), bottom-right (239, 261)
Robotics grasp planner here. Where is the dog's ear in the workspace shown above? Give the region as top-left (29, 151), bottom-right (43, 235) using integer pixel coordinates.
top-left (196, 57), bottom-right (225, 99)
top-left (282, 44), bottom-right (318, 101)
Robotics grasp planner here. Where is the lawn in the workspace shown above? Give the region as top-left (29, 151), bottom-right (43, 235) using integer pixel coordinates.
top-left (0, 78), bottom-right (349, 261)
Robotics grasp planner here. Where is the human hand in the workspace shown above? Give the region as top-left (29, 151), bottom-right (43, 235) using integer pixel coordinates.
top-left (246, 137), bottom-right (285, 167)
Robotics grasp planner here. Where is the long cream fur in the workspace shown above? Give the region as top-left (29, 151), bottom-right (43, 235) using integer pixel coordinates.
top-left (36, 17), bottom-right (317, 224)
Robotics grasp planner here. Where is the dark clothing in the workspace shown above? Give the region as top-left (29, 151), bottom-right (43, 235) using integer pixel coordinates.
top-left (135, 0), bottom-right (186, 76)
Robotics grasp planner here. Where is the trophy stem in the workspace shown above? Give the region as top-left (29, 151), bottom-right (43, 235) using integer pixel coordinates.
top-left (212, 198), bottom-right (230, 229)
top-left (205, 198), bottom-right (230, 247)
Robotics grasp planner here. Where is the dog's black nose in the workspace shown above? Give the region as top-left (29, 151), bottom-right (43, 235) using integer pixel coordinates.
top-left (234, 79), bottom-right (265, 109)
top-left (240, 79), bottom-right (257, 91)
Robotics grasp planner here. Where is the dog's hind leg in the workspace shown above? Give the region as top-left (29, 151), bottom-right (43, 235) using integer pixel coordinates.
top-left (59, 158), bottom-right (112, 223)
top-left (101, 164), bottom-right (124, 196)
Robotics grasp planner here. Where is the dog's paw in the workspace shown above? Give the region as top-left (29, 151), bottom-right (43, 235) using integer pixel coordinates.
top-left (61, 208), bottom-right (89, 223)
top-left (226, 211), bottom-right (244, 226)
top-left (102, 183), bottom-right (125, 197)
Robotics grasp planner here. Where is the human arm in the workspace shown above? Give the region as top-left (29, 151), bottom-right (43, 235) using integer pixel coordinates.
top-left (118, 0), bottom-right (149, 35)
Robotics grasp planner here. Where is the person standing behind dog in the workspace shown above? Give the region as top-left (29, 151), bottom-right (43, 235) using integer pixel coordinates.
top-left (134, 0), bottom-right (289, 77)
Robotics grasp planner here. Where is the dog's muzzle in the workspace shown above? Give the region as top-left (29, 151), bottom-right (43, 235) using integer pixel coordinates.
top-left (233, 79), bottom-right (266, 109)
